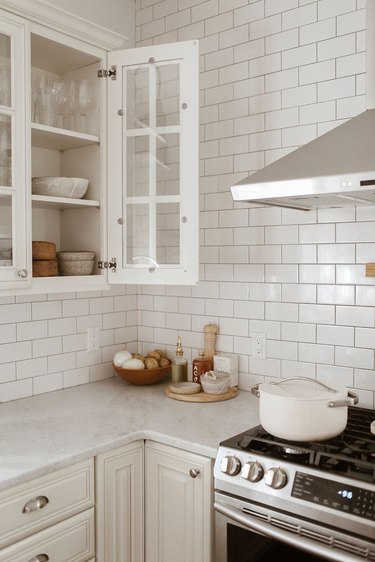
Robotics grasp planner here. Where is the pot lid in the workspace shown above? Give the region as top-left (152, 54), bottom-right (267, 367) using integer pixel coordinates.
top-left (261, 378), bottom-right (346, 400)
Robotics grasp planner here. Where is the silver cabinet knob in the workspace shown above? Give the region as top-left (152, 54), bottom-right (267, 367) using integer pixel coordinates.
top-left (22, 495), bottom-right (49, 513)
top-left (265, 467), bottom-right (287, 489)
top-left (29, 555), bottom-right (49, 562)
top-left (220, 455), bottom-right (241, 476)
top-left (189, 468), bottom-right (200, 478)
top-left (241, 461), bottom-right (264, 482)
top-left (17, 269), bottom-right (28, 278)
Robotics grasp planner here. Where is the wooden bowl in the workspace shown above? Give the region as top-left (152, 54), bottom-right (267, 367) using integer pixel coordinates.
top-left (112, 363), bottom-right (171, 386)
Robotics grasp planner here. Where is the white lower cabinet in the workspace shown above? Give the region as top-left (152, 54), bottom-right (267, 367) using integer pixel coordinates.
top-left (0, 459), bottom-right (95, 561)
top-left (95, 441), bottom-right (144, 562)
top-left (145, 441), bottom-right (213, 562)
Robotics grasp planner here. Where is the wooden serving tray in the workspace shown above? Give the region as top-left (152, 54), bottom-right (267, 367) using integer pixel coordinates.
top-left (165, 385), bottom-right (238, 402)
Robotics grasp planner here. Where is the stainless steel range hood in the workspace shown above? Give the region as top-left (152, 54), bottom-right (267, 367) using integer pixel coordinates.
top-left (231, 109), bottom-right (375, 211)
top-left (231, 2), bottom-right (375, 211)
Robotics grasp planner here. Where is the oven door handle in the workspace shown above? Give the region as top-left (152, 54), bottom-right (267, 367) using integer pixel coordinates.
top-left (214, 501), bottom-right (358, 562)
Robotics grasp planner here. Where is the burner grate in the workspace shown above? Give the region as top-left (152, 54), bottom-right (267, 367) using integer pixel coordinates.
top-left (230, 406), bottom-right (375, 483)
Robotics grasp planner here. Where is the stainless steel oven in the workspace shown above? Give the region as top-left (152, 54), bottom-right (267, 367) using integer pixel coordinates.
top-left (214, 406), bottom-right (375, 562)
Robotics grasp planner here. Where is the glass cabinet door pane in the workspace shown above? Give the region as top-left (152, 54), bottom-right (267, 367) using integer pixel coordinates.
top-left (0, 33), bottom-right (11, 107)
top-left (156, 134), bottom-right (180, 196)
top-left (156, 203), bottom-right (180, 264)
top-left (126, 136), bottom-right (149, 197)
top-left (126, 203), bottom-right (149, 265)
top-left (126, 67), bottom-right (149, 129)
top-left (0, 115), bottom-right (11, 187)
top-left (156, 63), bottom-right (180, 127)
top-left (0, 194), bottom-right (13, 266)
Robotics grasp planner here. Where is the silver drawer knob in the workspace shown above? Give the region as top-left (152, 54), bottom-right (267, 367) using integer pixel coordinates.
top-left (189, 468), bottom-right (200, 478)
top-left (17, 269), bottom-right (28, 278)
top-left (29, 555), bottom-right (49, 562)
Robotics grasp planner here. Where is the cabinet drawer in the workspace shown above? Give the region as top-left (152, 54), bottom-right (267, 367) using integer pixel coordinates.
top-left (0, 460), bottom-right (94, 549)
top-left (0, 507), bottom-right (95, 562)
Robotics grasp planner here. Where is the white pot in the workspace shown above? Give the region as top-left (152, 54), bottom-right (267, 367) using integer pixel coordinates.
top-left (251, 378), bottom-right (358, 442)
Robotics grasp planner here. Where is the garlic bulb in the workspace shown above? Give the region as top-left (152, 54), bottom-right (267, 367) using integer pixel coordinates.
top-left (122, 358), bottom-right (145, 370)
top-left (113, 350), bottom-right (132, 367)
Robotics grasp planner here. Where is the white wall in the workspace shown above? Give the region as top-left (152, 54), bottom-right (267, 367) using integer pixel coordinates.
top-left (135, 0), bottom-right (375, 409)
top-left (43, 0), bottom-right (135, 44)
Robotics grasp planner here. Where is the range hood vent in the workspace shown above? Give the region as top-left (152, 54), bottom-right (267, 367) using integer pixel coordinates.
top-left (231, 109), bottom-right (375, 211)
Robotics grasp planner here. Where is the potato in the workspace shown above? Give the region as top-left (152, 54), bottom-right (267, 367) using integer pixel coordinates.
top-left (154, 348), bottom-right (167, 358)
top-left (145, 357), bottom-right (159, 369)
top-left (147, 350), bottom-right (161, 361)
top-left (158, 357), bottom-right (170, 368)
top-left (132, 353), bottom-right (145, 362)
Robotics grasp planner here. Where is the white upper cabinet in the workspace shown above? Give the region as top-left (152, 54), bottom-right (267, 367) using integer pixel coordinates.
top-left (107, 41), bottom-right (199, 285)
top-left (0, 1), bottom-right (199, 293)
top-left (0, 12), bottom-right (29, 290)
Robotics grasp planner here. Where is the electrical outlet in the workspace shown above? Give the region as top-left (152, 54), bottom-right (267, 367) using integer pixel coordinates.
top-left (87, 327), bottom-right (100, 352)
top-left (252, 332), bottom-right (266, 359)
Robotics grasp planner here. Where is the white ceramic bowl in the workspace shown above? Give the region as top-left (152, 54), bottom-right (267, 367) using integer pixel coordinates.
top-left (32, 177), bottom-right (89, 199)
top-left (200, 371), bottom-right (231, 395)
top-left (57, 251), bottom-right (95, 262)
top-left (57, 251), bottom-right (95, 276)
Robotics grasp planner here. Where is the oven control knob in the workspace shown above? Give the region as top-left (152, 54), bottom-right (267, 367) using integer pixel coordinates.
top-left (241, 461), bottom-right (264, 482)
top-left (220, 455), bottom-right (241, 476)
top-left (265, 467), bottom-right (287, 489)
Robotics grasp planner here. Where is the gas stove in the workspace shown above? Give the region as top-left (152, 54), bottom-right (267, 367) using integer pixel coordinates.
top-left (214, 406), bottom-right (375, 561)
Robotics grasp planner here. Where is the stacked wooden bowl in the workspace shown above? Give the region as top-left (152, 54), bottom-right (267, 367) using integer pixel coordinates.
top-left (32, 241), bottom-right (58, 277)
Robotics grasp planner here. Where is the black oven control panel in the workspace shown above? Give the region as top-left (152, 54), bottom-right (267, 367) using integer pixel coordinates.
top-left (291, 472), bottom-right (375, 521)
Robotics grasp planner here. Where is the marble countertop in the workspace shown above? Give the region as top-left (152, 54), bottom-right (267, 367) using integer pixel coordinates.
top-left (0, 378), bottom-right (260, 491)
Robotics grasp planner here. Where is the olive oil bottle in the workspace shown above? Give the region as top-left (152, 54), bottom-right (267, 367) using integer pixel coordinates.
top-left (171, 336), bottom-right (188, 383)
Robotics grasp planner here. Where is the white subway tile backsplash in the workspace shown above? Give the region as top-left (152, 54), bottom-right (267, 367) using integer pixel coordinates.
top-left (1, 1), bottom-right (373, 403)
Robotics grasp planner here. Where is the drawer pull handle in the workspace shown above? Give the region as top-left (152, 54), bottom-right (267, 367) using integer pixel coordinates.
top-left (28, 555), bottom-right (49, 562)
top-left (22, 495), bottom-right (49, 513)
top-left (189, 468), bottom-right (200, 478)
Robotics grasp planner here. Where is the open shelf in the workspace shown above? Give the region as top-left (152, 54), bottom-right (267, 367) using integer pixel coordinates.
top-left (31, 123), bottom-right (99, 151)
top-left (31, 194), bottom-right (100, 210)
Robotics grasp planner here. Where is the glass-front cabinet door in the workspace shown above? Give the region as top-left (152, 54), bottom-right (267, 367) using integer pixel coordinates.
top-left (107, 41), bottom-right (199, 285)
top-left (0, 15), bottom-right (29, 288)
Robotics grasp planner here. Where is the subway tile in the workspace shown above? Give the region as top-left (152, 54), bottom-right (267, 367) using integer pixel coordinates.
top-left (234, 264), bottom-right (264, 282)
top-left (250, 91), bottom-right (281, 114)
top-left (282, 44), bottom-right (316, 70)
top-left (282, 321), bottom-right (316, 343)
top-left (282, 283), bottom-right (316, 303)
top-left (282, 3), bottom-right (317, 30)
top-left (0, 324), bottom-right (16, 344)
top-left (0, 341), bottom-right (32, 363)
top-left (0, 379), bottom-right (33, 403)
top-left (282, 124), bottom-right (317, 147)
top-left (336, 305), bottom-right (374, 327)
top-left (282, 359), bottom-right (316, 379)
top-left (250, 245), bottom-right (281, 263)
top-left (354, 369), bottom-right (375, 391)
top-left (335, 346), bottom-right (374, 370)
top-left (249, 14), bottom-right (281, 39)
top-left (205, 12), bottom-right (234, 36)
top-left (300, 17), bottom-right (336, 46)
top-left (250, 53), bottom-right (282, 78)
top-left (318, 0), bottom-right (357, 20)
top-left (265, 225), bottom-right (298, 244)
top-left (33, 372), bottom-right (63, 395)
top-left (299, 304), bottom-right (335, 324)
top-left (299, 223), bottom-right (335, 244)
top-left (234, 300), bottom-right (264, 319)
top-left (356, 287), bottom-right (375, 307)
top-left (265, 107), bottom-right (299, 130)
top-left (220, 136), bottom-right (249, 156)
top-left (318, 34), bottom-right (356, 62)
top-left (0, 303), bottom-right (31, 324)
top-left (234, 151), bottom-right (265, 172)
top-left (16, 357), bottom-right (47, 379)
top-left (266, 29), bottom-right (298, 55)
top-left (265, 302), bottom-right (298, 321)
top-left (219, 24), bottom-right (248, 49)
top-left (317, 364), bottom-right (353, 387)
top-left (249, 319), bottom-right (280, 339)
top-left (299, 342), bottom-right (334, 364)
top-left (219, 245), bottom-right (249, 263)
top-left (16, 321), bottom-right (46, 341)
top-left (234, 1), bottom-right (264, 26)
top-left (48, 317), bottom-right (76, 337)
top-left (317, 325), bottom-right (354, 346)
top-left (337, 222), bottom-right (375, 243)
top-left (234, 38), bottom-right (265, 63)
top-left (317, 285), bottom-right (354, 305)
top-left (63, 367), bottom-right (90, 388)
top-left (191, 0), bottom-right (218, 23)
top-left (318, 76), bottom-right (356, 102)
top-left (318, 243), bottom-right (355, 263)
top-left (265, 265), bottom-right (298, 283)
top-left (0, 363), bottom-right (15, 384)
top-left (103, 312), bottom-right (128, 330)
top-left (282, 84), bottom-right (317, 108)
top-left (299, 265), bottom-right (335, 284)
top-left (336, 264), bottom-right (367, 285)
top-left (282, 245), bottom-right (316, 264)
top-left (299, 100), bottom-right (335, 125)
top-left (248, 357), bottom-right (281, 377)
top-left (299, 60), bottom-right (335, 85)
top-left (336, 52), bottom-right (366, 78)
top-left (206, 298), bottom-right (234, 317)
top-left (336, 95), bottom-right (366, 119)
top-left (265, 0), bottom-right (298, 16)
top-left (267, 339), bottom-right (297, 360)
top-left (250, 283), bottom-right (281, 302)
top-left (355, 328), bottom-right (375, 349)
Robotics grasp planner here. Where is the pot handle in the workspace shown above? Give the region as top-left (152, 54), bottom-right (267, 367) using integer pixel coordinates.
top-left (271, 377), bottom-right (337, 393)
top-left (328, 391), bottom-right (359, 408)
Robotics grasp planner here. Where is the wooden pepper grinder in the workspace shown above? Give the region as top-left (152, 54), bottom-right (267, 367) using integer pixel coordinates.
top-left (203, 324), bottom-right (218, 370)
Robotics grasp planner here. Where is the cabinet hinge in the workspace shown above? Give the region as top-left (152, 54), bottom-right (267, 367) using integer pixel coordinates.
top-left (97, 65), bottom-right (117, 80)
top-left (98, 258), bottom-right (117, 271)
